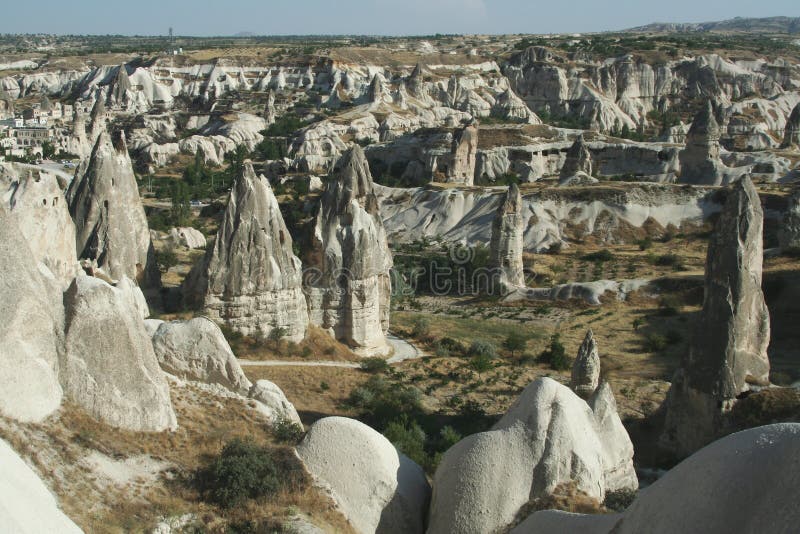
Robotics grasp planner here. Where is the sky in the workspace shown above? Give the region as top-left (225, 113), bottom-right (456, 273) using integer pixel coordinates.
top-left (0, 0), bottom-right (796, 36)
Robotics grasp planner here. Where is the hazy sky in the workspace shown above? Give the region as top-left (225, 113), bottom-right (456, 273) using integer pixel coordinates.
top-left (0, 0), bottom-right (796, 36)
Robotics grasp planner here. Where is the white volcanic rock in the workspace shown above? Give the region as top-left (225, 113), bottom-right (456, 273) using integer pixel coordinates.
top-left (0, 205), bottom-right (63, 423)
top-left (0, 438), bottom-right (83, 534)
top-left (248, 380), bottom-right (301, 425)
top-left (88, 96), bottom-right (106, 143)
top-left (678, 101), bottom-right (727, 185)
top-left (3, 166), bottom-right (77, 287)
top-left (140, 142), bottom-right (180, 170)
top-left (515, 424), bottom-right (800, 534)
top-left (778, 191), bottom-right (800, 250)
top-left (782, 102), bottom-right (800, 148)
top-left (184, 161), bottom-right (308, 342)
top-left (168, 227), bottom-right (207, 249)
top-left (115, 275), bottom-right (150, 319)
top-left (589, 382), bottom-right (637, 493)
top-left (178, 135), bottom-right (234, 166)
top-left (151, 317), bottom-right (251, 395)
top-left (446, 121), bottom-right (478, 185)
top-left (570, 329), bottom-right (600, 399)
top-left (489, 183), bottom-right (525, 290)
top-left (559, 135), bottom-right (593, 183)
top-left (67, 131), bottom-right (159, 287)
top-left (296, 417), bottom-right (430, 534)
top-left (662, 176), bottom-right (770, 455)
top-left (199, 113), bottom-right (267, 151)
top-left (304, 146), bottom-right (393, 356)
top-left (427, 377), bottom-right (636, 534)
top-left (64, 107), bottom-right (91, 160)
top-left (492, 89), bottom-right (541, 124)
top-left (61, 274), bottom-right (177, 431)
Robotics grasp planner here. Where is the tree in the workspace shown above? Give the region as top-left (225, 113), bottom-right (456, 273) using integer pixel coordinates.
top-left (503, 332), bottom-right (527, 357)
top-left (539, 333), bottom-right (570, 371)
top-left (169, 181), bottom-right (191, 227)
top-left (41, 141), bottom-right (56, 159)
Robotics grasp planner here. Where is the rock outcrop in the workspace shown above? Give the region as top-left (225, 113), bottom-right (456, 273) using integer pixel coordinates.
top-left (304, 146), bottom-right (393, 356)
top-left (184, 161), bottom-right (308, 342)
top-left (0, 438), bottom-right (83, 534)
top-left (559, 134), bottom-right (593, 184)
top-left (67, 131), bottom-right (159, 287)
top-left (489, 183), bottom-right (525, 291)
top-left (446, 121), bottom-right (478, 185)
top-left (514, 424), bottom-right (800, 534)
top-left (296, 417), bottom-right (431, 534)
top-left (0, 205), bottom-right (63, 423)
top-left (678, 101), bottom-right (726, 185)
top-left (61, 274), bottom-right (177, 431)
top-left (778, 191), bottom-right (800, 250)
top-left (150, 317), bottom-right (252, 395)
top-left (781, 102), bottom-right (800, 148)
top-left (248, 380), bottom-right (302, 425)
top-left (570, 329), bottom-right (601, 399)
top-left (168, 227), bottom-right (206, 250)
top-left (263, 89), bottom-right (276, 125)
top-left (88, 95), bottom-right (106, 143)
top-left (427, 377), bottom-right (637, 534)
top-left (661, 176), bottom-right (770, 456)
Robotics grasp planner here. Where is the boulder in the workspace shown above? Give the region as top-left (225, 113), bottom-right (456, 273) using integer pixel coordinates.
top-left (168, 227), bottom-right (207, 250)
top-left (295, 417), bottom-right (430, 534)
top-left (0, 205), bottom-right (63, 423)
top-left (61, 274), bottom-right (177, 432)
top-left (0, 438), bottom-right (83, 534)
top-left (661, 176), bottom-right (770, 455)
top-left (427, 377), bottom-right (636, 534)
top-left (67, 130), bottom-right (159, 288)
top-left (304, 146), bottom-right (393, 356)
top-left (489, 183), bottom-right (525, 291)
top-left (184, 161), bottom-right (308, 342)
top-left (570, 330), bottom-right (600, 399)
top-left (248, 380), bottom-right (302, 425)
top-left (150, 317), bottom-right (251, 395)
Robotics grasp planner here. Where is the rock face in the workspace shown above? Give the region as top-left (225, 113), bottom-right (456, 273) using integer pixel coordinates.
top-left (559, 134), bottom-right (593, 183)
top-left (446, 121), bottom-right (478, 185)
top-left (515, 424), bottom-right (800, 534)
top-left (248, 380), bottom-right (302, 425)
top-left (778, 191), bottom-right (800, 250)
top-left (782, 102), bottom-right (800, 148)
top-left (678, 101), bottom-right (726, 185)
top-left (570, 329), bottom-right (601, 399)
top-left (0, 438), bottom-right (83, 534)
top-left (661, 176), bottom-right (770, 456)
top-left (263, 89), bottom-right (276, 125)
top-left (295, 417), bottom-right (431, 534)
top-left (67, 131), bottom-right (159, 288)
top-left (427, 377), bottom-right (637, 534)
top-left (184, 161), bottom-right (308, 342)
top-left (5, 168), bottom-right (77, 287)
top-left (88, 96), bottom-right (106, 142)
top-left (168, 227), bottom-right (207, 250)
top-left (61, 274), bottom-right (177, 432)
top-left (0, 205), bottom-right (63, 423)
top-left (150, 317), bottom-right (252, 395)
top-left (489, 183), bottom-right (525, 291)
top-left (304, 146), bottom-right (393, 356)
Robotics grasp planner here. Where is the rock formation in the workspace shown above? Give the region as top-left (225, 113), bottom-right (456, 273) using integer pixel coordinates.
top-left (489, 183), bottom-right (525, 291)
top-left (168, 226), bottom-right (206, 249)
top-left (0, 438), bottom-right (83, 533)
top-left (184, 161), bottom-right (308, 342)
top-left (0, 205), bottom-right (63, 423)
top-left (407, 63), bottom-right (425, 98)
top-left (296, 417), bottom-right (431, 534)
top-left (514, 424), bottom-right (800, 534)
top-left (781, 102), bottom-right (800, 148)
top-left (109, 64), bottom-right (131, 109)
top-left (304, 146), bottom-right (393, 356)
top-left (263, 89), bottom-right (276, 125)
top-left (88, 95), bottom-right (106, 143)
top-left (65, 106), bottom-right (90, 159)
top-left (248, 380), bottom-right (302, 425)
top-left (570, 329), bottom-right (601, 399)
top-left (678, 101), bottom-right (726, 185)
top-left (778, 191), bottom-right (800, 250)
top-left (150, 317), bottom-right (252, 395)
top-left (427, 377), bottom-right (637, 534)
top-left (67, 130), bottom-right (160, 288)
top-left (446, 121), bottom-right (478, 185)
top-left (661, 176), bottom-right (770, 456)
top-left (559, 134), bottom-right (594, 184)
top-left (61, 274), bottom-right (177, 431)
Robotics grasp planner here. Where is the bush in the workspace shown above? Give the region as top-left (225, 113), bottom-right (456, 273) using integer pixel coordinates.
top-left (539, 333), bottom-right (570, 371)
top-left (603, 488), bottom-right (638, 512)
top-left (582, 249), bottom-right (614, 262)
top-left (469, 353), bottom-right (493, 374)
top-left (347, 376), bottom-right (424, 425)
top-left (503, 332), bottom-right (527, 357)
top-left (637, 237), bottom-right (653, 251)
top-left (643, 333), bottom-right (668, 352)
top-left (154, 246), bottom-right (178, 273)
top-left (383, 418), bottom-right (428, 467)
top-left (271, 417), bottom-right (305, 445)
top-left (411, 316), bottom-right (432, 338)
top-left (468, 339), bottom-right (497, 359)
top-left (268, 326), bottom-right (288, 342)
top-left (193, 438), bottom-right (307, 508)
top-left (360, 357), bottom-right (389, 373)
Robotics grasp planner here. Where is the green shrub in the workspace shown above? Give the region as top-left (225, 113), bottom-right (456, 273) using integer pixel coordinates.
top-left (360, 357), bottom-right (389, 373)
top-left (582, 249), bottom-right (614, 262)
top-left (503, 332), bottom-right (527, 357)
top-left (193, 438), bottom-right (307, 508)
top-left (268, 326), bottom-right (288, 342)
top-left (469, 353), bottom-right (493, 374)
top-left (604, 488), bottom-right (638, 512)
top-left (468, 340), bottom-right (497, 359)
top-left (411, 316), bottom-right (432, 338)
top-left (320, 381), bottom-right (330, 391)
top-left (644, 333), bottom-right (668, 352)
top-left (539, 333), bottom-right (570, 371)
top-left (271, 417), bottom-right (305, 445)
top-left (637, 237), bottom-right (653, 251)
top-left (383, 418), bottom-right (428, 467)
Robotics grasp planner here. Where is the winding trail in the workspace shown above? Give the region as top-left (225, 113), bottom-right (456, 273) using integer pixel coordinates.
top-left (238, 333), bottom-right (425, 368)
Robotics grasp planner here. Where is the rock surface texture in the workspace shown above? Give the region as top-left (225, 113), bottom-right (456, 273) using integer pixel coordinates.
top-left (661, 176), bottom-right (770, 456)
top-left (184, 161), bottom-right (309, 342)
top-left (296, 417), bottom-right (430, 534)
top-left (570, 329), bottom-right (601, 399)
top-left (61, 274), bottom-right (177, 431)
top-left (778, 190), bottom-right (800, 250)
top-left (446, 121), bottom-right (478, 185)
top-left (514, 424), bottom-right (800, 534)
top-left (678, 101), bottom-right (726, 185)
top-left (781, 102), bottom-right (800, 148)
top-left (489, 183), bottom-right (525, 291)
top-left (559, 134), bottom-right (593, 184)
top-left (67, 131), bottom-right (159, 287)
top-left (168, 227), bottom-right (207, 250)
top-left (304, 146), bottom-right (393, 356)
top-left (248, 380), bottom-right (302, 425)
top-left (427, 377), bottom-right (636, 534)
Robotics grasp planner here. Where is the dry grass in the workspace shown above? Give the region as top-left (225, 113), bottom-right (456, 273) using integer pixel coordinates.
top-left (233, 326), bottom-right (362, 363)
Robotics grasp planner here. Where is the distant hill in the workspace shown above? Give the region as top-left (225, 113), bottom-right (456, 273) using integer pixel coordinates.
top-left (624, 16), bottom-right (800, 34)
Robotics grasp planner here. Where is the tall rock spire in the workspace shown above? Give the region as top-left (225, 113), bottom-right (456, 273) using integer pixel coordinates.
top-left (184, 161), bottom-right (309, 342)
top-left (571, 329), bottom-right (601, 399)
top-left (678, 100), bottom-right (726, 185)
top-left (88, 94), bottom-right (107, 143)
top-left (661, 176), bottom-right (770, 455)
top-left (781, 102), bottom-right (800, 149)
top-left (304, 145), bottom-right (393, 356)
top-left (67, 130), bottom-right (159, 288)
top-left (489, 183), bottom-right (525, 291)
top-left (446, 121), bottom-right (478, 185)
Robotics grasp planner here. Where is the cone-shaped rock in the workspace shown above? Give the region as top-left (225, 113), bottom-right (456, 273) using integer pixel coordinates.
top-left (778, 191), bottom-right (800, 250)
top-left (661, 176), bottom-right (770, 455)
top-left (67, 130), bottom-right (159, 287)
top-left (88, 95), bottom-right (106, 142)
top-left (184, 161), bottom-right (309, 342)
top-left (446, 121), bottom-right (478, 185)
top-left (571, 329), bottom-right (601, 399)
top-left (263, 89), bottom-right (276, 125)
top-left (781, 102), bottom-right (800, 148)
top-left (304, 146), bottom-right (393, 356)
top-left (408, 63), bottom-right (425, 97)
top-left (367, 73), bottom-right (388, 104)
top-left (560, 134), bottom-right (593, 183)
top-left (678, 100), bottom-right (725, 185)
top-left (109, 64), bottom-right (132, 108)
top-left (489, 183), bottom-right (525, 291)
